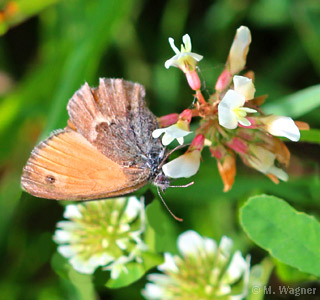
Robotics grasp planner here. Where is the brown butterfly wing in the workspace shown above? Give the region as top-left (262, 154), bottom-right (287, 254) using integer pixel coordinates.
top-left (21, 78), bottom-right (164, 200)
top-left (21, 129), bottom-right (148, 200)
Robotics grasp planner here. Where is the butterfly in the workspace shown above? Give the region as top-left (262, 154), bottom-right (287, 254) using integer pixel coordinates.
top-left (21, 78), bottom-right (173, 202)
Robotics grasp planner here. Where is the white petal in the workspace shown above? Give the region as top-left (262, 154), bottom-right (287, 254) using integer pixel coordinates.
top-left (122, 196), bottom-right (141, 222)
top-left (63, 204), bottom-right (82, 219)
top-left (147, 273), bottom-right (172, 285)
top-left (189, 52), bottom-right (203, 62)
top-left (118, 223), bottom-right (130, 233)
top-left (249, 145), bottom-right (275, 173)
top-left (161, 133), bottom-right (175, 146)
top-left (69, 256), bottom-right (96, 274)
top-left (182, 34), bottom-right (192, 52)
top-left (222, 251), bottom-right (247, 284)
top-left (178, 230), bottom-right (204, 257)
top-left (164, 54), bottom-right (181, 69)
top-left (162, 150), bottom-right (201, 178)
top-left (220, 90), bottom-right (245, 109)
top-left (53, 230), bottom-right (72, 244)
top-left (233, 75), bottom-right (256, 100)
top-left (168, 37), bottom-right (180, 54)
top-left (154, 124), bottom-right (191, 146)
top-left (56, 221), bottom-right (79, 231)
top-left (263, 116), bottom-right (300, 142)
top-left (152, 128), bottom-right (166, 138)
top-left (219, 236), bottom-right (233, 254)
top-left (218, 103), bottom-right (238, 129)
top-left (229, 26), bottom-right (251, 74)
top-left (166, 125), bottom-right (191, 138)
top-left (129, 231), bottom-right (144, 245)
top-left (204, 237), bottom-right (217, 255)
top-left (158, 253), bottom-right (178, 273)
top-left (57, 245), bottom-right (77, 258)
top-left (230, 255), bottom-right (251, 300)
top-left (89, 253), bottom-right (115, 268)
top-left (176, 137), bottom-right (184, 145)
top-left (110, 263), bottom-right (128, 279)
top-left (241, 107), bottom-right (257, 113)
top-left (268, 165), bottom-right (288, 181)
top-left (237, 116), bottom-right (251, 127)
top-left (116, 238), bottom-right (129, 250)
top-left (216, 284), bottom-right (231, 296)
top-left (142, 283), bottom-right (165, 299)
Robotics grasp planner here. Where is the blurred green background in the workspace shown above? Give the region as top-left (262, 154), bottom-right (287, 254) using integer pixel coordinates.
top-left (0, 0), bottom-right (319, 299)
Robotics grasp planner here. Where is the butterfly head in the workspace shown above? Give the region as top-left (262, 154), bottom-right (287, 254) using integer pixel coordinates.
top-left (153, 173), bottom-right (171, 191)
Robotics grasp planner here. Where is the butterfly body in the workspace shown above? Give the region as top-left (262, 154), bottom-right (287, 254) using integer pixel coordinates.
top-left (21, 78), bottom-right (170, 200)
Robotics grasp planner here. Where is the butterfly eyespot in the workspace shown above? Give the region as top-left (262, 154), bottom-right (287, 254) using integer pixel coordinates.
top-left (46, 175), bottom-right (56, 184)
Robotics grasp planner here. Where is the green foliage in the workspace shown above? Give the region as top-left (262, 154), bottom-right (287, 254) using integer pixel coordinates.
top-left (105, 251), bottom-right (163, 289)
top-left (106, 263), bottom-right (145, 289)
top-left (300, 129), bottom-right (320, 144)
top-left (146, 200), bottom-right (179, 254)
top-left (263, 84), bottom-right (320, 118)
top-left (0, 0), bottom-right (59, 35)
top-left (274, 259), bottom-right (316, 283)
top-left (0, 0), bottom-right (319, 299)
top-left (240, 195), bottom-right (320, 277)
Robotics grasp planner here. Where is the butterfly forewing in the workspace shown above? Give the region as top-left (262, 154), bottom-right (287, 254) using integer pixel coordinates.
top-left (67, 79), bottom-right (161, 167)
top-left (21, 129), bottom-right (148, 200)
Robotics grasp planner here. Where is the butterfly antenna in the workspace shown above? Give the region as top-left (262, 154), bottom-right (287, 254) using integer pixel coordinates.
top-left (157, 186), bottom-right (183, 222)
top-left (169, 181), bottom-right (194, 188)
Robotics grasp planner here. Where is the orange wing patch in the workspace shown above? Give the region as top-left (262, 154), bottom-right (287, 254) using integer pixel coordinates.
top-left (21, 129), bottom-right (147, 200)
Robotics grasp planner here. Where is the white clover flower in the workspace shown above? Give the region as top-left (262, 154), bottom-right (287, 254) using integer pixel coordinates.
top-left (247, 144), bottom-right (288, 181)
top-left (165, 34), bottom-right (203, 72)
top-left (162, 150), bottom-right (201, 178)
top-left (229, 26), bottom-right (252, 74)
top-left (142, 230), bottom-right (250, 300)
top-left (260, 115), bottom-right (300, 142)
top-left (53, 197), bottom-right (147, 277)
top-left (218, 89), bottom-right (257, 129)
top-left (152, 120), bottom-right (192, 146)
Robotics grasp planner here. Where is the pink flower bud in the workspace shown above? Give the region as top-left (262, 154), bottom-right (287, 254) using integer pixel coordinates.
top-left (215, 68), bottom-right (232, 91)
top-left (209, 145), bottom-right (227, 160)
top-left (189, 134), bottom-right (205, 152)
top-left (185, 69), bottom-right (201, 90)
top-left (179, 109), bottom-right (192, 123)
top-left (226, 137), bottom-right (248, 154)
top-left (158, 113), bottom-right (179, 128)
top-left (210, 148), bottom-right (222, 160)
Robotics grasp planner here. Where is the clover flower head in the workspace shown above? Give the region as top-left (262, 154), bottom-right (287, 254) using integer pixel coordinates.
top-left (165, 34), bottom-right (203, 73)
top-left (247, 144), bottom-right (288, 181)
top-left (261, 115), bottom-right (300, 142)
top-left (162, 134), bottom-right (204, 178)
top-left (53, 197), bottom-right (147, 276)
top-left (218, 89), bottom-right (257, 129)
top-left (142, 230), bottom-right (250, 300)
